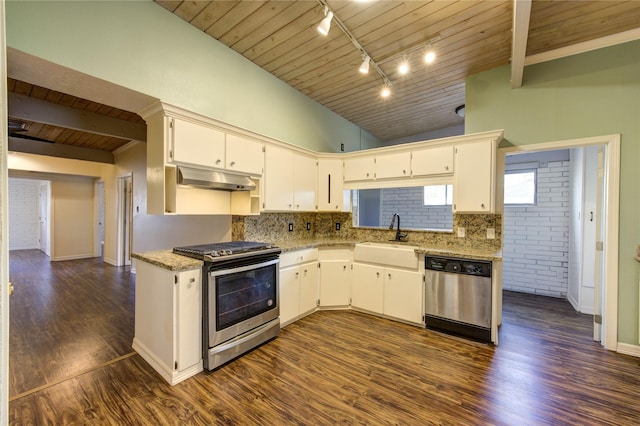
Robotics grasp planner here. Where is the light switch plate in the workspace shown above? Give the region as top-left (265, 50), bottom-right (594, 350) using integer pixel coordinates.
top-left (486, 228), bottom-right (495, 239)
top-left (457, 227), bottom-right (465, 238)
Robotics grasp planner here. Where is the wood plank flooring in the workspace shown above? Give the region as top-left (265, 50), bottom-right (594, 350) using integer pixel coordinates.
top-left (8, 251), bottom-right (640, 425)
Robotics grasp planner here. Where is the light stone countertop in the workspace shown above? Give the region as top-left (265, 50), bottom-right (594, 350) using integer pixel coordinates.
top-left (133, 239), bottom-right (502, 271)
top-left (131, 250), bottom-right (203, 272)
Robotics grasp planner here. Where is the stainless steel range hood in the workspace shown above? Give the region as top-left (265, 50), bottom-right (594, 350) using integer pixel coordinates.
top-left (176, 166), bottom-right (256, 191)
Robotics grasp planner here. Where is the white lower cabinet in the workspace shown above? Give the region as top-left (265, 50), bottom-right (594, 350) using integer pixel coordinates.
top-left (383, 268), bottom-right (424, 324)
top-left (279, 249), bottom-right (319, 326)
top-left (351, 263), bottom-right (384, 314)
top-left (133, 261), bottom-right (203, 385)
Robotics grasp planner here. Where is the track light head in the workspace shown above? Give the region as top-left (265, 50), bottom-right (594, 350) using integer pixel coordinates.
top-left (381, 85), bottom-right (391, 98)
top-left (398, 60), bottom-right (409, 75)
top-left (424, 49), bottom-right (436, 64)
top-left (359, 55), bottom-right (370, 74)
top-left (317, 10), bottom-right (333, 36)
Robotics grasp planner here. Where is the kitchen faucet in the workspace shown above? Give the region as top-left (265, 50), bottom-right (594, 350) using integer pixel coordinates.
top-left (388, 213), bottom-right (408, 242)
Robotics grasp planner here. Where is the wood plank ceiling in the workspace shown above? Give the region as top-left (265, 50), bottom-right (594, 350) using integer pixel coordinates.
top-left (7, 1), bottom-right (640, 161)
top-left (154, 0), bottom-right (640, 142)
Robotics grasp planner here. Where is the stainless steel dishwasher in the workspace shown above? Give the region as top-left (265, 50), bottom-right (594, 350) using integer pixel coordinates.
top-left (424, 256), bottom-right (492, 342)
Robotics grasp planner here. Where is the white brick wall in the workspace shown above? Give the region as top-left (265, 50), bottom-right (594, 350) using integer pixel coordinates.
top-left (380, 187), bottom-right (452, 230)
top-left (8, 178), bottom-right (41, 250)
top-left (503, 160), bottom-right (570, 298)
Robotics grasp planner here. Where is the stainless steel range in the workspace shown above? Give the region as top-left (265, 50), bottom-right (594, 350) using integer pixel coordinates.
top-left (173, 241), bottom-right (281, 370)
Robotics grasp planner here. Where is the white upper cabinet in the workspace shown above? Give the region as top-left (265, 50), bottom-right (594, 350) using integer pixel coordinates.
top-left (454, 140), bottom-right (497, 213)
top-left (170, 117), bottom-right (225, 169)
top-left (375, 152), bottom-right (411, 180)
top-left (226, 133), bottom-right (264, 176)
top-left (411, 145), bottom-right (454, 176)
top-left (317, 158), bottom-right (347, 211)
top-left (294, 154), bottom-right (317, 211)
top-left (344, 157), bottom-right (375, 181)
top-left (263, 146), bottom-right (317, 211)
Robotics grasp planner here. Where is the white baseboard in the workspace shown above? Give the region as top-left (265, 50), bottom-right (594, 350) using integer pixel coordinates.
top-left (103, 257), bottom-right (118, 266)
top-left (51, 253), bottom-right (94, 261)
top-left (616, 342), bottom-right (640, 358)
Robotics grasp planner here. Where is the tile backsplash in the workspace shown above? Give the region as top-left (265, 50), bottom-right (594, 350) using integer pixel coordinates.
top-left (233, 212), bottom-right (501, 251)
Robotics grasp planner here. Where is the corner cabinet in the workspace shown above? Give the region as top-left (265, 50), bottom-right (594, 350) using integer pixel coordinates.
top-left (317, 158), bottom-right (349, 212)
top-left (133, 261), bottom-right (203, 385)
top-left (318, 247), bottom-right (352, 307)
top-left (263, 145), bottom-right (317, 211)
top-left (453, 139), bottom-right (501, 213)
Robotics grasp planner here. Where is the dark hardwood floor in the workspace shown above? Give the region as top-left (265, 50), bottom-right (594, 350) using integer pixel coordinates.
top-left (8, 251), bottom-right (640, 425)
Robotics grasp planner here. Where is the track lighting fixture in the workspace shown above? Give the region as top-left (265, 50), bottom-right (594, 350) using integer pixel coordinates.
top-left (317, 8), bottom-right (333, 36)
top-left (359, 55), bottom-right (370, 74)
top-left (398, 56), bottom-right (410, 75)
top-left (424, 49), bottom-right (436, 64)
top-left (381, 85), bottom-right (391, 98)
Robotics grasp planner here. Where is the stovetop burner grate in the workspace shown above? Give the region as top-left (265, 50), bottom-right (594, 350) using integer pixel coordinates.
top-left (173, 241), bottom-right (274, 260)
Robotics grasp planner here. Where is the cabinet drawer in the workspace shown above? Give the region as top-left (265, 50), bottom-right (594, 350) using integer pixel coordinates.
top-left (280, 248), bottom-right (319, 268)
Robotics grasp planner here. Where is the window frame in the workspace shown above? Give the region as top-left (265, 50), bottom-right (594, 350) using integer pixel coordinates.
top-left (423, 184), bottom-right (453, 206)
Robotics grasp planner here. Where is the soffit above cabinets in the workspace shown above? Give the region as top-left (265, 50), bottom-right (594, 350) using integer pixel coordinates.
top-left (154, 0), bottom-right (640, 142)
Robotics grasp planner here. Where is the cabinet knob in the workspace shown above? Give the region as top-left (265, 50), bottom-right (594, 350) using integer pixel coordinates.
top-left (445, 165), bottom-right (449, 170)
top-left (388, 273), bottom-right (391, 279)
top-left (366, 173), bottom-right (369, 177)
top-left (295, 272), bottom-right (299, 277)
top-left (481, 203), bottom-right (486, 209)
top-left (343, 265), bottom-right (347, 271)
top-left (376, 272), bottom-right (380, 277)
top-left (216, 159), bottom-right (221, 165)
top-left (403, 170), bottom-right (406, 174)
top-left (335, 205), bottom-right (339, 209)
top-left (230, 161), bottom-right (235, 167)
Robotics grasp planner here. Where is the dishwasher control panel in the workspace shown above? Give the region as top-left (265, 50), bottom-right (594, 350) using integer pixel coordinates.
top-left (425, 256), bottom-right (491, 277)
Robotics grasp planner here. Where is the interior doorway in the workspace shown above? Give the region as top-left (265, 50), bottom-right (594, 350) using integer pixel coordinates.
top-left (94, 181), bottom-right (105, 259)
top-left (500, 134), bottom-right (619, 350)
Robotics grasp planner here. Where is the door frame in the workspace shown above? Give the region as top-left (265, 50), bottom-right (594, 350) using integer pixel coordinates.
top-left (500, 134), bottom-right (620, 351)
top-left (117, 174), bottom-right (133, 267)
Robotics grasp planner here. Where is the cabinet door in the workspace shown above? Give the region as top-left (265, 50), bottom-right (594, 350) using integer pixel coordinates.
top-left (279, 266), bottom-right (300, 325)
top-left (344, 157), bottom-right (375, 181)
top-left (264, 146), bottom-right (294, 211)
top-left (299, 262), bottom-right (319, 315)
top-left (351, 263), bottom-right (384, 314)
top-left (176, 269), bottom-right (202, 371)
top-left (226, 134), bottom-right (264, 176)
top-left (317, 158), bottom-right (345, 211)
top-left (293, 153), bottom-right (317, 211)
top-left (412, 145), bottom-right (454, 176)
top-left (454, 141), bottom-right (494, 212)
top-left (383, 268), bottom-right (423, 324)
top-left (170, 117), bottom-right (225, 169)
top-left (375, 152), bottom-right (411, 180)
top-left (319, 260), bottom-right (351, 307)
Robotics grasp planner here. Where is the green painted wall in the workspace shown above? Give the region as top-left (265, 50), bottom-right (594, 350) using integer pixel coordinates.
top-left (6, 0), bottom-right (379, 153)
top-left (466, 41), bottom-right (640, 345)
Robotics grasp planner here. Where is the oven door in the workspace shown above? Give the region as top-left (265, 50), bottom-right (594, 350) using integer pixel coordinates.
top-left (207, 256), bottom-right (279, 347)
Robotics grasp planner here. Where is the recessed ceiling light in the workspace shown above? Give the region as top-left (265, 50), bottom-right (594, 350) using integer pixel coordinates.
top-left (398, 61), bottom-right (409, 75)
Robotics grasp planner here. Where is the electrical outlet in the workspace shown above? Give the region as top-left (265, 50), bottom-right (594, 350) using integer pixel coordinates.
top-left (306, 222), bottom-right (311, 231)
top-left (457, 227), bottom-right (465, 238)
top-left (288, 223), bottom-right (293, 232)
top-left (335, 222), bottom-right (341, 231)
top-left (486, 228), bottom-right (495, 239)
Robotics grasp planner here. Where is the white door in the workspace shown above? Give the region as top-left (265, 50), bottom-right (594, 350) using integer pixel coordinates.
top-left (593, 148), bottom-right (605, 342)
top-left (38, 182), bottom-right (50, 256)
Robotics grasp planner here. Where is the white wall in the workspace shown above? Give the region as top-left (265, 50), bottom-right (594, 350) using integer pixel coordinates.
top-left (503, 155), bottom-right (570, 298)
top-left (8, 178), bottom-right (40, 250)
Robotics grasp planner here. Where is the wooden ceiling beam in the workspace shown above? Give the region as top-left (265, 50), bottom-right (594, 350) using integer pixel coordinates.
top-left (8, 92), bottom-right (146, 142)
top-left (511, 0), bottom-right (532, 89)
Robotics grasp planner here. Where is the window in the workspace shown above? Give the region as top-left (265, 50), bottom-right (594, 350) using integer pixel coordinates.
top-left (423, 184), bottom-right (453, 206)
top-left (504, 170), bottom-right (536, 204)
